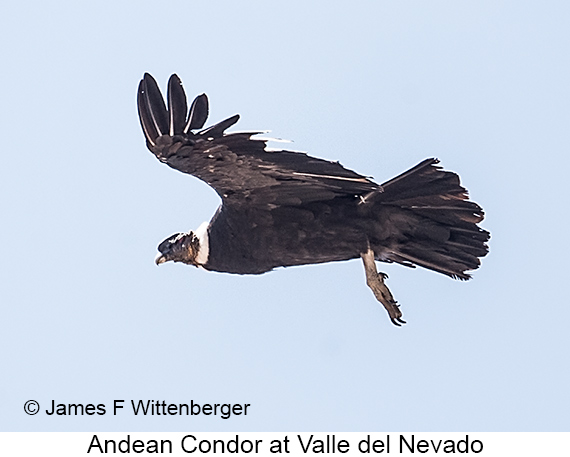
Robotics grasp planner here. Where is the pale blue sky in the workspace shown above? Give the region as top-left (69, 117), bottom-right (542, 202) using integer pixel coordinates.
top-left (1, 0), bottom-right (569, 431)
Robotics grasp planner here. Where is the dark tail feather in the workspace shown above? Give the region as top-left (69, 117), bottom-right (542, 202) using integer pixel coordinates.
top-left (373, 158), bottom-right (490, 279)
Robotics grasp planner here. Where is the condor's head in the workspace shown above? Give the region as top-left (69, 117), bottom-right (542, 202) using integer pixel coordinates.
top-left (155, 231), bottom-right (201, 267)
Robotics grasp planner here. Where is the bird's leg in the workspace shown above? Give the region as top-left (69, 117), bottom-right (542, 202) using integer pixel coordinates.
top-left (360, 248), bottom-right (406, 326)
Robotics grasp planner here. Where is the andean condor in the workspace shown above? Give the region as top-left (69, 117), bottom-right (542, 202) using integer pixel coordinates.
top-left (137, 73), bottom-right (489, 325)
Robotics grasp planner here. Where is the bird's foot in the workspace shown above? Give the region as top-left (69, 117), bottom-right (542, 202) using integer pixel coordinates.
top-left (361, 249), bottom-right (406, 326)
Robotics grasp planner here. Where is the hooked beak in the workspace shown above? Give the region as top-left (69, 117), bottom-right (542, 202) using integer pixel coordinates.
top-left (155, 253), bottom-right (167, 265)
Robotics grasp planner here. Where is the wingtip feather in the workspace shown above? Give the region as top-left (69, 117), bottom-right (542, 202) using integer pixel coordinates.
top-left (137, 79), bottom-right (157, 146)
top-left (167, 74), bottom-right (188, 135)
top-left (138, 74), bottom-right (169, 145)
top-left (198, 114), bottom-right (240, 138)
top-left (185, 93), bottom-right (209, 132)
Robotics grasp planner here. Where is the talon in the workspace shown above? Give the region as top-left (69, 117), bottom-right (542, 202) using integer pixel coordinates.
top-left (361, 248), bottom-right (406, 326)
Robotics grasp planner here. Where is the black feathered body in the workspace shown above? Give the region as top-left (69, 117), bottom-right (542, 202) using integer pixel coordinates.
top-left (202, 156), bottom-right (488, 278)
top-left (204, 198), bottom-right (369, 274)
top-left (138, 74), bottom-right (489, 281)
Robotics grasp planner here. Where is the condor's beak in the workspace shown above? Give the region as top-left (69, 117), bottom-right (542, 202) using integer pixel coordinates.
top-left (155, 253), bottom-right (167, 265)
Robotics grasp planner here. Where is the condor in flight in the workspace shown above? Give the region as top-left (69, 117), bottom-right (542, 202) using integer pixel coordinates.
top-left (137, 73), bottom-right (489, 325)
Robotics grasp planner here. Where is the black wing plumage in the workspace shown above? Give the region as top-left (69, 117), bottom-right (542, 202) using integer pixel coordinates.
top-left (138, 73), bottom-right (489, 284)
top-left (137, 73), bottom-right (380, 207)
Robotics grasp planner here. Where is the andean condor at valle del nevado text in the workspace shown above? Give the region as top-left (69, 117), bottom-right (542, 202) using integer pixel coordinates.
top-left (137, 73), bottom-right (489, 325)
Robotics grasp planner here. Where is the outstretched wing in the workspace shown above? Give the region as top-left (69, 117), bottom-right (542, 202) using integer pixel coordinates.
top-left (137, 73), bottom-right (380, 207)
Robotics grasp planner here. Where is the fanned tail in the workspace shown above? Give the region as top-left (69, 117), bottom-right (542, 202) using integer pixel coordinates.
top-left (372, 158), bottom-right (490, 279)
